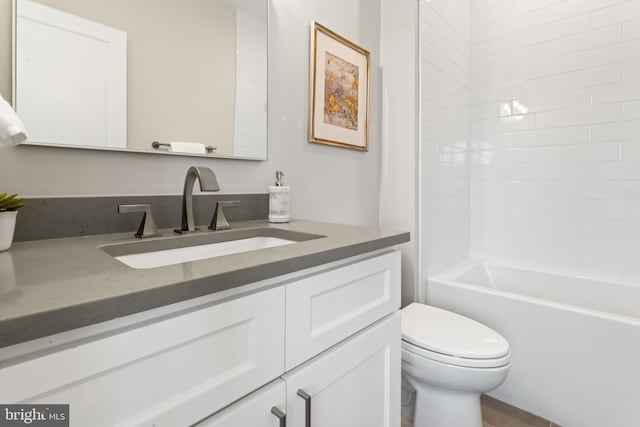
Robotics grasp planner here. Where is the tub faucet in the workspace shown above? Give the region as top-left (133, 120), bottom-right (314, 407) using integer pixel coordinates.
top-left (175, 166), bottom-right (220, 233)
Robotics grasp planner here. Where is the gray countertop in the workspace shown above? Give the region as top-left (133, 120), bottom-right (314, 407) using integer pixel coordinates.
top-left (0, 220), bottom-right (409, 348)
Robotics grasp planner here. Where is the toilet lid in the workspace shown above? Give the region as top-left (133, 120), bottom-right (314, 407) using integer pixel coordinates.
top-left (400, 303), bottom-right (509, 359)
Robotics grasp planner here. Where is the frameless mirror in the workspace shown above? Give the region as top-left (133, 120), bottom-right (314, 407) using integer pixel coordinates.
top-left (12, 0), bottom-right (268, 159)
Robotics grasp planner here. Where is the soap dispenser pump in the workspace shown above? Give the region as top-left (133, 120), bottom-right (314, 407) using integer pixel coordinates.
top-left (268, 171), bottom-right (290, 223)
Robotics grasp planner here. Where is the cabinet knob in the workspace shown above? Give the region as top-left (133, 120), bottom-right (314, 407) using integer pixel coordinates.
top-left (297, 389), bottom-right (311, 427)
top-left (270, 406), bottom-right (286, 427)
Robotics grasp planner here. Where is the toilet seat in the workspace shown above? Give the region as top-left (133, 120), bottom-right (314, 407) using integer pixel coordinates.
top-left (401, 303), bottom-right (510, 368)
top-left (402, 339), bottom-right (511, 368)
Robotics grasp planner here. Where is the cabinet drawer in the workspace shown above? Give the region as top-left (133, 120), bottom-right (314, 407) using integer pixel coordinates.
top-left (195, 379), bottom-right (286, 427)
top-left (285, 250), bottom-right (400, 370)
top-left (0, 287), bottom-right (285, 427)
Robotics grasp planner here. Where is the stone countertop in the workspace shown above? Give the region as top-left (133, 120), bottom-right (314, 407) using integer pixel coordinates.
top-left (0, 220), bottom-right (409, 348)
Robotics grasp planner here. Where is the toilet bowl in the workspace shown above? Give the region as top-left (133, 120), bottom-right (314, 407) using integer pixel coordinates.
top-left (401, 303), bottom-right (511, 427)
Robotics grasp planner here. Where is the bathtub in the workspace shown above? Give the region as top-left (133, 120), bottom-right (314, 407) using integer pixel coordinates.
top-left (427, 259), bottom-right (640, 427)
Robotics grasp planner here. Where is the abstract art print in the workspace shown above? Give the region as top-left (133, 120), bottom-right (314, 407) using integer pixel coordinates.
top-left (309, 22), bottom-right (370, 151)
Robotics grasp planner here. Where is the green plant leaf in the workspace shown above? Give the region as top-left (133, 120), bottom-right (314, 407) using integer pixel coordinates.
top-left (0, 193), bottom-right (23, 211)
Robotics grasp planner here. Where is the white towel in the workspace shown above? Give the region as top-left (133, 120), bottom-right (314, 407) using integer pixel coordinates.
top-left (0, 93), bottom-right (27, 148)
top-left (169, 141), bottom-right (207, 155)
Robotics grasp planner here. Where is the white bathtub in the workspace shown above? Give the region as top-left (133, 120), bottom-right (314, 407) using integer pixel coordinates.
top-left (428, 259), bottom-right (640, 427)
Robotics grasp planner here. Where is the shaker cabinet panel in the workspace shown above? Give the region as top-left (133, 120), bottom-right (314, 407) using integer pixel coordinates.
top-left (283, 314), bottom-right (401, 427)
top-left (285, 251), bottom-right (401, 370)
top-left (195, 379), bottom-right (286, 427)
top-left (0, 287), bottom-right (285, 427)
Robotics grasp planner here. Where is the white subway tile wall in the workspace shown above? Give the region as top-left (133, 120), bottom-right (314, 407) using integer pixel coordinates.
top-left (470, 0), bottom-right (640, 284)
top-left (421, 0), bottom-right (471, 278)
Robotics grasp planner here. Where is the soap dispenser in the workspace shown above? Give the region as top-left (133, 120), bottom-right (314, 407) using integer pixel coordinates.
top-left (268, 171), bottom-right (290, 223)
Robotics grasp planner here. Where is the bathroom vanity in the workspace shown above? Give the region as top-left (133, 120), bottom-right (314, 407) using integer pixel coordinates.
top-left (0, 220), bottom-right (408, 426)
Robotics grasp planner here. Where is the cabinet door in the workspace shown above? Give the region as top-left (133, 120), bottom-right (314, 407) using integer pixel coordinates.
top-left (283, 314), bottom-right (400, 427)
top-left (195, 379), bottom-right (286, 427)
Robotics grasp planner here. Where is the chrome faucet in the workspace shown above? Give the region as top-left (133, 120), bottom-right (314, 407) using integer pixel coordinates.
top-left (175, 166), bottom-right (220, 233)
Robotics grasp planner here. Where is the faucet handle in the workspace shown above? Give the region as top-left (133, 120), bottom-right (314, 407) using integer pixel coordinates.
top-left (118, 204), bottom-right (161, 238)
top-left (209, 200), bottom-right (240, 231)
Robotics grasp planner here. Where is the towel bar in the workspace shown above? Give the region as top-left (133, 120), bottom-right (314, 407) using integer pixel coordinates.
top-left (151, 141), bottom-right (216, 153)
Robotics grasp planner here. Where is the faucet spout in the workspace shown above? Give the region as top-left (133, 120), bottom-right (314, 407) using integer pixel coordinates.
top-left (175, 166), bottom-right (220, 233)
top-left (190, 166), bottom-right (220, 192)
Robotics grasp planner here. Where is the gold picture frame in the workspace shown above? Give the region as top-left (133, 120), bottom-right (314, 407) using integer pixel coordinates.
top-left (309, 22), bottom-right (370, 151)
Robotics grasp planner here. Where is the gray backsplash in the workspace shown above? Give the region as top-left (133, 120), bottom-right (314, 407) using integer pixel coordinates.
top-left (14, 194), bottom-right (268, 242)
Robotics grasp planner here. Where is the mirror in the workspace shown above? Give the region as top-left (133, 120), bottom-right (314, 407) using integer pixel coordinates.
top-left (12, 0), bottom-right (268, 159)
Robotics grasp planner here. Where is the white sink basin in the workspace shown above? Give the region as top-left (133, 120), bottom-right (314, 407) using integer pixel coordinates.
top-left (102, 227), bottom-right (324, 270)
top-left (115, 236), bottom-right (295, 269)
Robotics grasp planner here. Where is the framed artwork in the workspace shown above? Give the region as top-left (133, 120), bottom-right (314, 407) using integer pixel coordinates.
top-left (309, 21), bottom-right (370, 151)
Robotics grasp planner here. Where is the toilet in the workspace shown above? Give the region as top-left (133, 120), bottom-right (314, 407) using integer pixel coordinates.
top-left (400, 303), bottom-right (511, 427)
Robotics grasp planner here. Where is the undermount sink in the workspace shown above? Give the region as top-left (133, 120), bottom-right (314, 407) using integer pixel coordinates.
top-left (101, 228), bottom-right (324, 269)
top-left (114, 236), bottom-right (294, 269)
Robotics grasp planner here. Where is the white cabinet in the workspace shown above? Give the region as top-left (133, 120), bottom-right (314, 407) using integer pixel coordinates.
top-left (195, 379), bottom-right (286, 427)
top-left (283, 314), bottom-right (401, 427)
top-left (0, 249), bottom-right (401, 427)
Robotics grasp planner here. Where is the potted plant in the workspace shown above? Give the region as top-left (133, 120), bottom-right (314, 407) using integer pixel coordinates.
top-left (0, 193), bottom-right (25, 251)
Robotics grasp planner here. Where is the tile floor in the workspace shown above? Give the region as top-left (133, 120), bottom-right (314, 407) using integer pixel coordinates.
top-left (401, 395), bottom-right (560, 427)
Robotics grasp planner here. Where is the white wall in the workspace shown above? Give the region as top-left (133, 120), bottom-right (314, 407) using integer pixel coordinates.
top-left (379, 0), bottom-right (419, 306)
top-left (470, 0), bottom-right (640, 285)
top-left (0, 0), bottom-right (382, 227)
top-left (420, 0), bottom-right (471, 290)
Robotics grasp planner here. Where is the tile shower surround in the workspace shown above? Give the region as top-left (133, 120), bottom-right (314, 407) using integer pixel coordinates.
top-left (420, 0), bottom-right (640, 285)
top-left (420, 0), bottom-right (472, 277)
